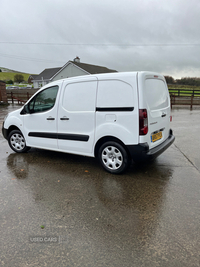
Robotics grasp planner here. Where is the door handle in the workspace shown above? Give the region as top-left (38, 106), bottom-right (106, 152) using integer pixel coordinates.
top-left (161, 113), bottom-right (166, 117)
top-left (46, 117), bottom-right (55, 120)
top-left (60, 117), bottom-right (69, 120)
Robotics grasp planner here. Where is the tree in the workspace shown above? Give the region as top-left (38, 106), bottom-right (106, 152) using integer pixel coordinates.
top-left (164, 76), bottom-right (175, 84)
top-left (14, 74), bottom-right (24, 83)
top-left (176, 77), bottom-right (200, 86)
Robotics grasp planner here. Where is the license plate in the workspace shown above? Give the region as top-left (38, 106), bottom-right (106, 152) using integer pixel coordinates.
top-left (151, 131), bottom-right (162, 142)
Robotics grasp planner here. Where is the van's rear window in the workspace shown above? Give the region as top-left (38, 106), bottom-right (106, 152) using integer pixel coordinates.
top-left (144, 79), bottom-right (169, 110)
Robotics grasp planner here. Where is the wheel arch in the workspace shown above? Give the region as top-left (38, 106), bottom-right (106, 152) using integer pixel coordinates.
top-left (8, 125), bottom-right (21, 137)
top-left (94, 136), bottom-right (130, 158)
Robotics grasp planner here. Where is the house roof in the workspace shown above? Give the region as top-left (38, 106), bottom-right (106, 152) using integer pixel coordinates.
top-left (69, 61), bottom-right (117, 74)
top-left (32, 60), bottom-right (117, 82)
top-left (29, 74), bottom-right (38, 79)
top-left (34, 67), bottom-right (62, 81)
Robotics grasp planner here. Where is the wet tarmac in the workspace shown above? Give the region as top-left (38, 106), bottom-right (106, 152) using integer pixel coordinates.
top-left (0, 104), bottom-right (200, 267)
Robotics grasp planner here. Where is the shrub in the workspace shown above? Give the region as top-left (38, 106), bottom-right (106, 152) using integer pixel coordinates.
top-left (6, 80), bottom-right (14, 84)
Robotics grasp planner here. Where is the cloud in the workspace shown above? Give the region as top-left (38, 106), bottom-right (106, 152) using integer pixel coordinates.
top-left (0, 0), bottom-right (200, 78)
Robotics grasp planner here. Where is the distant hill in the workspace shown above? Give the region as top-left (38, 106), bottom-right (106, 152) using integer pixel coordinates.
top-left (0, 67), bottom-right (29, 73)
top-left (0, 67), bottom-right (36, 82)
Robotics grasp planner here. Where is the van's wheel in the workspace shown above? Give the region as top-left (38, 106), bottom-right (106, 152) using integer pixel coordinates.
top-left (98, 141), bottom-right (130, 174)
top-left (8, 130), bottom-right (30, 153)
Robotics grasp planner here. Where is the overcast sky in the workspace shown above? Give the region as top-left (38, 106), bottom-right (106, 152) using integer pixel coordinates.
top-left (0, 0), bottom-right (200, 78)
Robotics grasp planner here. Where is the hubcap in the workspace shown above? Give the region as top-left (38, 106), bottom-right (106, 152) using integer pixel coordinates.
top-left (102, 146), bottom-right (123, 170)
top-left (10, 133), bottom-right (25, 151)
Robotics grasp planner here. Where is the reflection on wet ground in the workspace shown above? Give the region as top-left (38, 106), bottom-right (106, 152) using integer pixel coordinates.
top-left (0, 104), bottom-right (200, 266)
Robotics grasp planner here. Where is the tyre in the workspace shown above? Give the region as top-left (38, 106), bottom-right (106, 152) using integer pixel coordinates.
top-left (8, 130), bottom-right (31, 153)
top-left (98, 141), bottom-right (130, 174)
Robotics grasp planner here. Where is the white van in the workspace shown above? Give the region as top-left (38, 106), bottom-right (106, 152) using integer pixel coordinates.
top-left (2, 72), bottom-right (175, 174)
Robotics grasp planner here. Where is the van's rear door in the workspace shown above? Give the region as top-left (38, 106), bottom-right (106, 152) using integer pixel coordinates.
top-left (138, 72), bottom-right (171, 150)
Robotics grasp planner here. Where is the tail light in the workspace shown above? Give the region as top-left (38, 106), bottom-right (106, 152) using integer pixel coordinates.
top-left (139, 109), bottom-right (148, 135)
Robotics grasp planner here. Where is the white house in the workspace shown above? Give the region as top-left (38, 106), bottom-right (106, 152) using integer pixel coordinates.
top-left (32, 57), bottom-right (117, 88)
top-left (32, 67), bottom-right (62, 88)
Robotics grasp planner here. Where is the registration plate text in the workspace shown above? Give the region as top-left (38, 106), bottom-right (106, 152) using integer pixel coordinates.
top-left (151, 131), bottom-right (162, 142)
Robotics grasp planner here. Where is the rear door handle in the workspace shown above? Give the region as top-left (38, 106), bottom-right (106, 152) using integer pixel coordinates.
top-left (60, 117), bottom-right (69, 120)
top-left (161, 113), bottom-right (166, 117)
top-left (46, 117), bottom-right (55, 120)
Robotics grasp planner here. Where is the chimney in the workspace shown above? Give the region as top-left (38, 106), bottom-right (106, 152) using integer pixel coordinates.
top-left (74, 56), bottom-right (80, 63)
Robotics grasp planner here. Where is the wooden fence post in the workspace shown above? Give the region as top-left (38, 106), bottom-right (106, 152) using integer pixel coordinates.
top-left (11, 92), bottom-right (14, 103)
top-left (170, 94), bottom-right (173, 109)
top-left (190, 95), bottom-right (193, 110)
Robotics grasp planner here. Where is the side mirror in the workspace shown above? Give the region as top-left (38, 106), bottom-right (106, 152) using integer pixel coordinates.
top-left (20, 104), bottom-right (30, 115)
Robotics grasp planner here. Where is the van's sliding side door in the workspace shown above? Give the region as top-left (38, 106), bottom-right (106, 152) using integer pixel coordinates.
top-left (57, 77), bottom-right (98, 156)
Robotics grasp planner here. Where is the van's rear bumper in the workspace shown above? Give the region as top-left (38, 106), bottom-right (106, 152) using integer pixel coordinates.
top-left (127, 129), bottom-right (175, 162)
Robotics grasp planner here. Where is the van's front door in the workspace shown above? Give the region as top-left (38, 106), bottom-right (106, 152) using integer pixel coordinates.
top-left (23, 85), bottom-right (60, 149)
top-left (57, 78), bottom-right (97, 155)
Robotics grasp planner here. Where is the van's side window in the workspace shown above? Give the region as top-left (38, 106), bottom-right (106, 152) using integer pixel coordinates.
top-left (28, 86), bottom-right (59, 113)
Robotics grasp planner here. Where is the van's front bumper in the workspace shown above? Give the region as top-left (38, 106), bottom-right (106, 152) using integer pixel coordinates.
top-left (2, 122), bottom-right (8, 140)
top-left (127, 129), bottom-right (175, 162)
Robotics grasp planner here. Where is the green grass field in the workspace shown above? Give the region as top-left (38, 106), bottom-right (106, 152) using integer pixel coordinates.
top-left (169, 90), bottom-right (200, 97)
top-left (0, 72), bottom-right (31, 82)
top-left (168, 84), bottom-right (200, 90)
top-left (168, 84), bottom-right (200, 97)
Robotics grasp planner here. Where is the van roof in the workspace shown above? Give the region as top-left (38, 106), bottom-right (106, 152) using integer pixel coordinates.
top-left (58, 71), bottom-right (164, 83)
